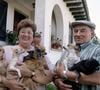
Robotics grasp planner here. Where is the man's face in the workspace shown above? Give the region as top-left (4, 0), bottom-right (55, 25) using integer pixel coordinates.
top-left (73, 25), bottom-right (94, 44)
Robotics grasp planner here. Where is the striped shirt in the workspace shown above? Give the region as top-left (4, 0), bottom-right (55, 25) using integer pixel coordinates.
top-left (80, 40), bottom-right (100, 90)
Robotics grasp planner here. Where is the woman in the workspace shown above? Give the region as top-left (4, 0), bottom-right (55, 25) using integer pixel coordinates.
top-left (1, 19), bottom-right (53, 90)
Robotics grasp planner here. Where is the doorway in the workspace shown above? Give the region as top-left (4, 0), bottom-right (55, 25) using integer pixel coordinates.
top-left (13, 10), bottom-right (27, 32)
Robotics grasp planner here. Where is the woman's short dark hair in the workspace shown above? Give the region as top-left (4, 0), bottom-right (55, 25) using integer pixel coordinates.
top-left (17, 19), bottom-right (36, 36)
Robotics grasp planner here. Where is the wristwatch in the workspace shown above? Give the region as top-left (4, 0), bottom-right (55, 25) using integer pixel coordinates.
top-left (75, 71), bottom-right (81, 83)
top-left (62, 70), bottom-right (68, 80)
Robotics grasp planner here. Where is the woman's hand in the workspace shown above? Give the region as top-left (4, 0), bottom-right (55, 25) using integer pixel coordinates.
top-left (18, 64), bottom-right (32, 77)
top-left (2, 77), bottom-right (24, 90)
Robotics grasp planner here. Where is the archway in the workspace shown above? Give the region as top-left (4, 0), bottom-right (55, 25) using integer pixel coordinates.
top-left (51, 4), bottom-right (63, 50)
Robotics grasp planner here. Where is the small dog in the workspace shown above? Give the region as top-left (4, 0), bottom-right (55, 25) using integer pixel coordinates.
top-left (70, 58), bottom-right (100, 75)
top-left (7, 47), bottom-right (27, 81)
top-left (19, 46), bottom-right (52, 90)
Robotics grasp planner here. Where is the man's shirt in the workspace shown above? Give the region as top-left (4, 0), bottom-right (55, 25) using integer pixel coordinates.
top-left (80, 41), bottom-right (100, 90)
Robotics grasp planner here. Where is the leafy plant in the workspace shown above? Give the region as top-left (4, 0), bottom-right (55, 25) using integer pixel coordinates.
top-left (47, 83), bottom-right (57, 90)
top-left (6, 30), bottom-right (18, 45)
top-left (51, 38), bottom-right (62, 49)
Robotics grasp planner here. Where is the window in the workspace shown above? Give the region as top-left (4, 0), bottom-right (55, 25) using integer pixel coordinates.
top-left (0, 0), bottom-right (7, 41)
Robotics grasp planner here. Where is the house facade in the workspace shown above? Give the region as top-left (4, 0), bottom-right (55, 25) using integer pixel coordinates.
top-left (0, 0), bottom-right (89, 64)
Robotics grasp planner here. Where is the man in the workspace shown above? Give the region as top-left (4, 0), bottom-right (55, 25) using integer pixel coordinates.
top-left (55, 20), bottom-right (100, 90)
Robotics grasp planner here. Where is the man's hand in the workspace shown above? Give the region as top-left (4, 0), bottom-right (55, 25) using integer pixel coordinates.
top-left (2, 77), bottom-right (24, 90)
top-left (56, 63), bottom-right (65, 77)
top-left (55, 79), bottom-right (72, 90)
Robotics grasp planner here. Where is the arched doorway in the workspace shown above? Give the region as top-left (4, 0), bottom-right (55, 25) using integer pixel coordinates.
top-left (51, 4), bottom-right (63, 50)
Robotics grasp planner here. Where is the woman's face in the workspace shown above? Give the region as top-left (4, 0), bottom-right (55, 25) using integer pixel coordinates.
top-left (18, 27), bottom-right (33, 46)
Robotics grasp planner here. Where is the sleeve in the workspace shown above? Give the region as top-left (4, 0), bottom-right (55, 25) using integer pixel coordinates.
top-left (93, 46), bottom-right (100, 72)
top-left (3, 46), bottom-right (13, 62)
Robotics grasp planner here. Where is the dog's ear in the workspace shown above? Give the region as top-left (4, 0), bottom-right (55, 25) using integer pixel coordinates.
top-left (27, 50), bottom-right (34, 57)
top-left (83, 59), bottom-right (100, 74)
top-left (23, 50), bottom-right (34, 62)
top-left (69, 60), bottom-right (84, 72)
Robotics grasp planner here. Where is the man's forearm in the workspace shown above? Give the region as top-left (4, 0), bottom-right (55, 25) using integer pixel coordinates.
top-left (79, 72), bottom-right (100, 85)
top-left (67, 71), bottom-right (100, 85)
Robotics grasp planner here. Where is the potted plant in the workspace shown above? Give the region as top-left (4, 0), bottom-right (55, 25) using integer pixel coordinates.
top-left (6, 30), bottom-right (18, 45)
top-left (51, 38), bottom-right (62, 49)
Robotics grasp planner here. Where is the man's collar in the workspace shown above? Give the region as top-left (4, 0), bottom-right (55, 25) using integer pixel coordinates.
top-left (80, 40), bottom-right (92, 50)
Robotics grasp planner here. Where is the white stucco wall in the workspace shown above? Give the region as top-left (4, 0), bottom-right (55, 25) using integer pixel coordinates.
top-left (35, 0), bottom-right (75, 64)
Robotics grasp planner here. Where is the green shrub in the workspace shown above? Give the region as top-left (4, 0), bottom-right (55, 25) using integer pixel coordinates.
top-left (6, 30), bottom-right (18, 45)
top-left (47, 83), bottom-right (57, 90)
